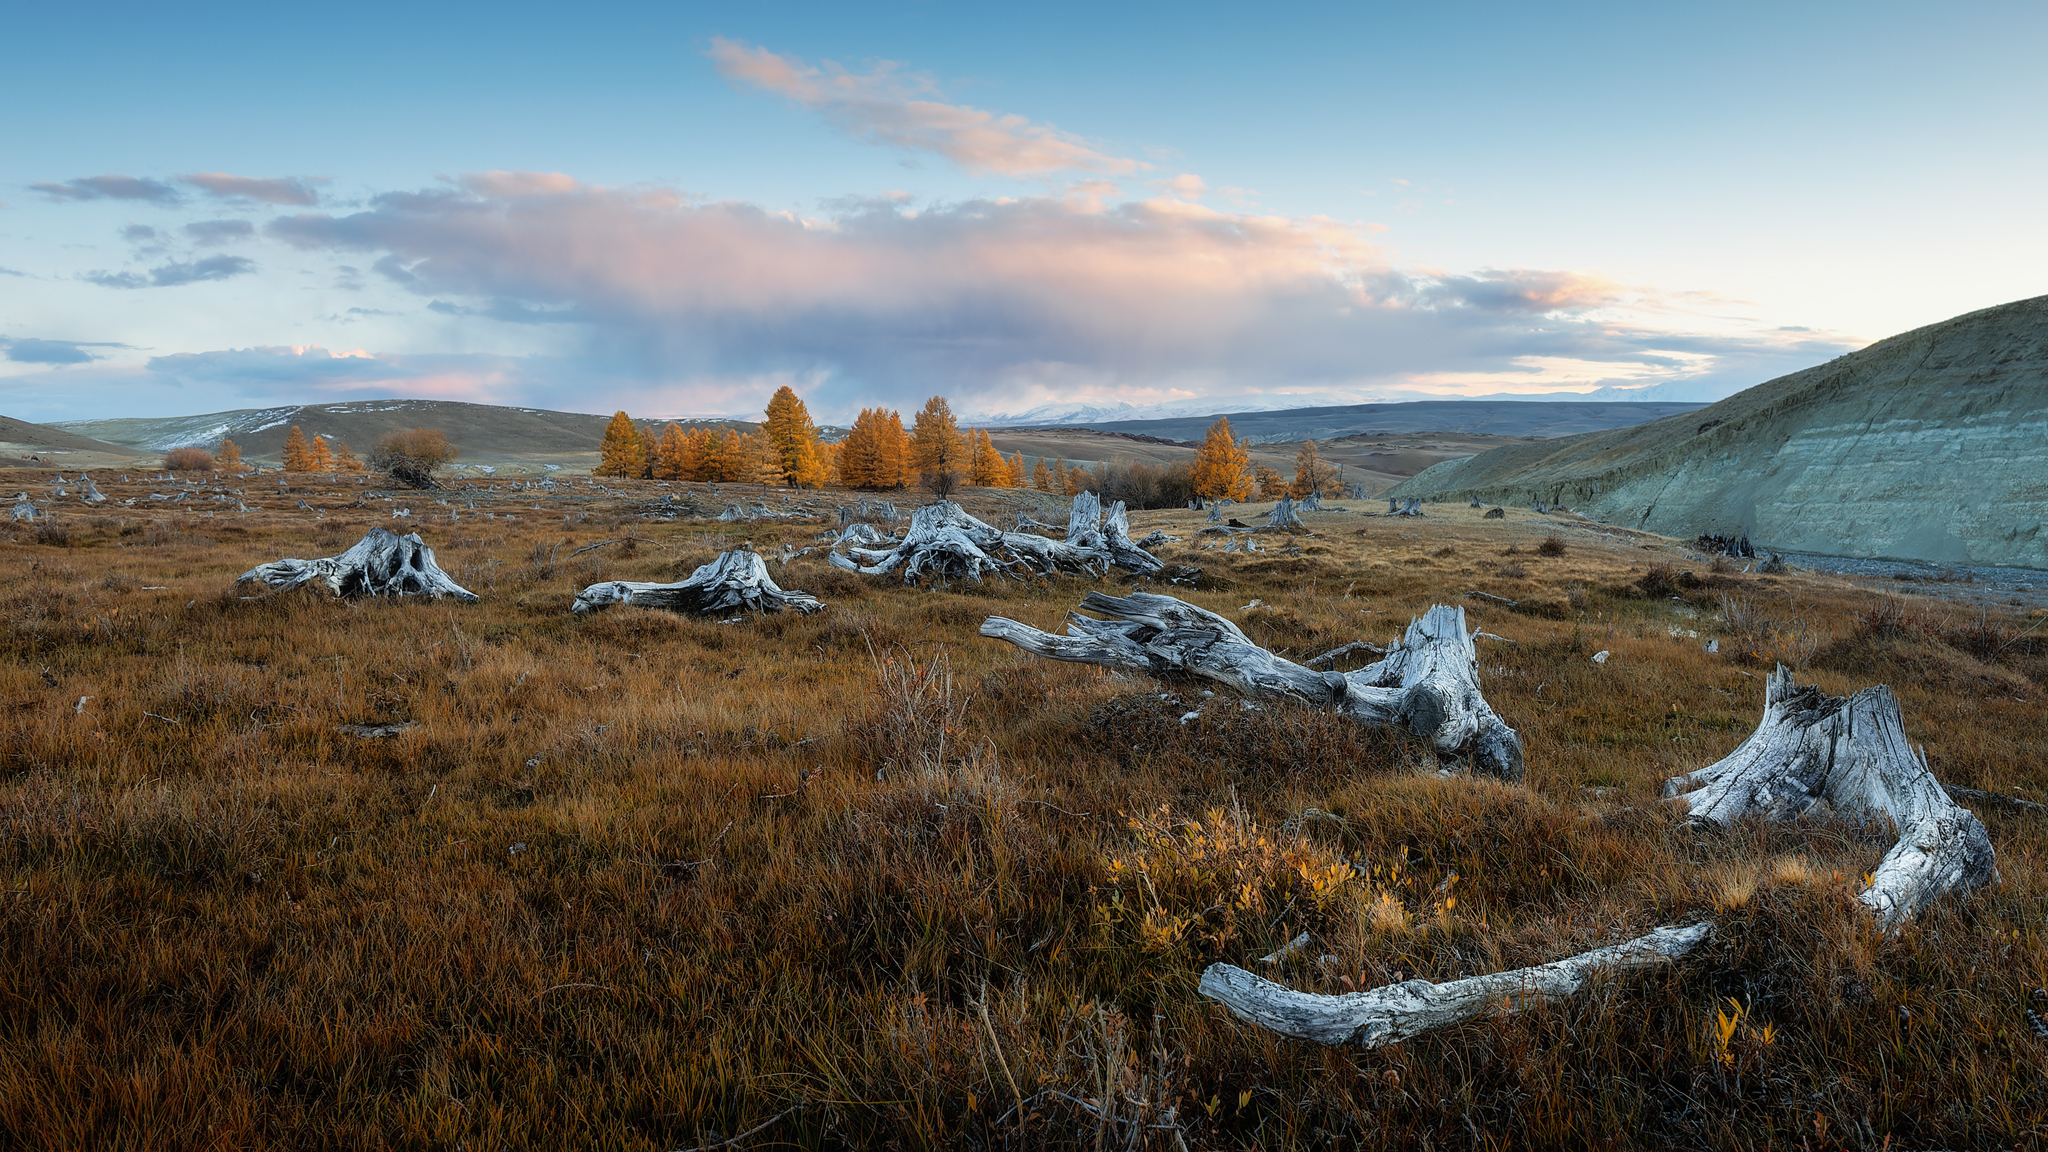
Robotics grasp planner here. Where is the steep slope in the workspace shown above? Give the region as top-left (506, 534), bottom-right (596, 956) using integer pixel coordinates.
top-left (1388, 296), bottom-right (2048, 568)
top-left (57, 399), bottom-right (755, 465)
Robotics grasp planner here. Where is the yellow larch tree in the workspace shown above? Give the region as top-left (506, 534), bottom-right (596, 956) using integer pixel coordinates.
top-left (762, 385), bottom-right (824, 487)
top-left (308, 435), bottom-right (334, 472)
top-left (216, 439), bottom-right (246, 474)
top-left (1254, 464), bottom-right (1288, 500)
top-left (969, 428), bottom-right (1008, 487)
top-left (331, 440), bottom-right (365, 473)
top-left (908, 396), bottom-right (969, 494)
top-left (1032, 456), bottom-right (1053, 491)
top-left (1191, 417), bottom-right (1253, 500)
top-left (281, 425), bottom-right (313, 472)
top-left (653, 423), bottom-right (689, 481)
top-left (1290, 439), bottom-right (1341, 498)
top-left (1007, 451), bottom-right (1028, 488)
top-left (598, 411), bottom-right (646, 479)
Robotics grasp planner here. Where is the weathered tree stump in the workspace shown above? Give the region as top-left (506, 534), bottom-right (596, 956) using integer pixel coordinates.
top-left (237, 528), bottom-right (479, 602)
top-left (831, 495), bottom-right (1162, 583)
top-left (1302, 492), bottom-right (1323, 512)
top-left (572, 548), bottom-right (823, 615)
top-left (1266, 496), bottom-right (1305, 529)
top-left (980, 593), bottom-right (1523, 779)
top-left (1664, 665), bottom-right (1996, 927)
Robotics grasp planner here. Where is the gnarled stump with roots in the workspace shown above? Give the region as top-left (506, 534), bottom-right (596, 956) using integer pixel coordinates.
top-left (979, 592), bottom-right (1523, 779)
top-left (573, 548), bottom-right (824, 615)
top-left (1664, 664), bottom-right (1996, 927)
top-left (829, 495), bottom-right (1164, 584)
top-left (237, 528), bottom-right (479, 602)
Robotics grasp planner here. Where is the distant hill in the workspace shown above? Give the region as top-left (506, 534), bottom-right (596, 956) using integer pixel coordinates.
top-left (55, 399), bottom-right (758, 467)
top-left (1019, 399), bottom-right (1710, 445)
top-left (1388, 296), bottom-right (2048, 568)
top-left (0, 414), bottom-right (144, 466)
top-left (0, 414), bottom-right (143, 456)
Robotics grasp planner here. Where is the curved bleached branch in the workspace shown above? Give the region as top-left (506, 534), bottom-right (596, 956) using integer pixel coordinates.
top-left (1200, 923), bottom-right (1710, 1048)
top-left (979, 592), bottom-right (1523, 779)
top-left (237, 528), bottom-right (478, 602)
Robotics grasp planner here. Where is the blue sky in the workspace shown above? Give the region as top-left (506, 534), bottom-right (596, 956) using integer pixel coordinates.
top-left (3, 0), bottom-right (2043, 423)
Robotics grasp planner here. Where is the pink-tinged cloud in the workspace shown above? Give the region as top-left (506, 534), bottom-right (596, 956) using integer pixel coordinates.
top-left (178, 172), bottom-right (327, 205)
top-left (261, 173), bottom-right (1848, 414)
top-left (710, 38), bottom-right (1144, 178)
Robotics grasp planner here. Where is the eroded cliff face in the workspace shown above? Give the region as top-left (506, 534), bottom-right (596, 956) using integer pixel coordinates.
top-left (1389, 296), bottom-right (2048, 568)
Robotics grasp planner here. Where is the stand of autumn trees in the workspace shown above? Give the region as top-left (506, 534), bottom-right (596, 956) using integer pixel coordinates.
top-left (278, 426), bottom-right (365, 474)
top-left (589, 391), bottom-right (1347, 505)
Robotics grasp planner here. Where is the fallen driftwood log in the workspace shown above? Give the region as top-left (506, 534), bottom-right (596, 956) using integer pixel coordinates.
top-left (717, 502), bottom-right (799, 522)
top-left (1663, 666), bottom-right (1995, 927)
top-left (572, 548), bottom-right (823, 615)
top-left (237, 528), bottom-right (479, 602)
top-left (980, 593), bottom-right (1523, 779)
top-left (830, 495), bottom-right (1163, 583)
top-left (1199, 665), bottom-right (1995, 1050)
top-left (1202, 923), bottom-right (1712, 1049)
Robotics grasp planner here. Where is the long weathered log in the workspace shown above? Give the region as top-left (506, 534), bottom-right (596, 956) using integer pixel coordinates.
top-left (979, 593), bottom-right (1523, 778)
top-left (572, 548), bottom-right (823, 615)
top-left (1199, 923), bottom-right (1710, 1048)
top-left (237, 528), bottom-right (479, 602)
top-left (1662, 666), bottom-right (1996, 927)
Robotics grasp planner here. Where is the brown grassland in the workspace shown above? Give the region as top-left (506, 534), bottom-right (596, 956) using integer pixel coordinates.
top-left (2, 470), bottom-right (2045, 1150)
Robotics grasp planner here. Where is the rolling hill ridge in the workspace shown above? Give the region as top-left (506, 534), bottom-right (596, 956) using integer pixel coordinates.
top-left (1388, 295), bottom-right (2048, 568)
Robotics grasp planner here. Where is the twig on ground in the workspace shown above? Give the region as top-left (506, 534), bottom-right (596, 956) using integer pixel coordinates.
top-left (1303, 640), bottom-right (1387, 667)
top-left (673, 1104), bottom-right (803, 1151)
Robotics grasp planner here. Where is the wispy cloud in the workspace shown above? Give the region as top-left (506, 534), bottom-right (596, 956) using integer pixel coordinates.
top-left (178, 172), bottom-right (326, 205)
top-left (33, 175), bottom-right (181, 204)
top-left (84, 255), bottom-right (256, 289)
top-left (709, 38), bottom-right (1144, 178)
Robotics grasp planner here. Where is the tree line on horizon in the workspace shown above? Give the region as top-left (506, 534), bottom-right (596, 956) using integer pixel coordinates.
top-left (598, 389), bottom-right (1349, 508)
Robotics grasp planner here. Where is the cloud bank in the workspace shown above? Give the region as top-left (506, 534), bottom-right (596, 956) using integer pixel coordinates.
top-left (253, 171), bottom-right (1841, 417)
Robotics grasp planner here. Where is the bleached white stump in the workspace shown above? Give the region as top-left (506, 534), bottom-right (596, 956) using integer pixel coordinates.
top-left (237, 528), bottom-right (479, 602)
top-left (1663, 665), bottom-right (1996, 927)
top-left (980, 593), bottom-right (1524, 779)
top-left (1267, 497), bottom-right (1305, 529)
top-left (572, 548), bottom-right (823, 615)
top-left (1200, 923), bottom-right (1710, 1048)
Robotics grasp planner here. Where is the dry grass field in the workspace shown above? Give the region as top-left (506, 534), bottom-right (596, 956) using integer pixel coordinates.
top-left (3, 470), bottom-right (2045, 1150)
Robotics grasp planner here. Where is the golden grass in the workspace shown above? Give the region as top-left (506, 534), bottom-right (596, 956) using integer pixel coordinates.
top-left (2, 471), bottom-right (2045, 1149)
